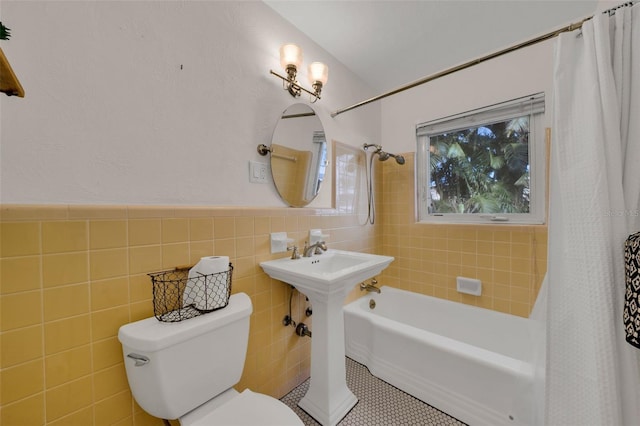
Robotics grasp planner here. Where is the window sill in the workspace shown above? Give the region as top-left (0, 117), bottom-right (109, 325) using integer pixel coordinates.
top-left (419, 215), bottom-right (546, 226)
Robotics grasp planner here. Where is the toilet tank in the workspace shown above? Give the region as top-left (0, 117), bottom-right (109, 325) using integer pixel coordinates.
top-left (118, 292), bottom-right (253, 420)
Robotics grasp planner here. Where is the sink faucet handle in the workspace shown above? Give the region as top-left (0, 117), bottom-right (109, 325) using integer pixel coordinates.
top-left (314, 240), bottom-right (327, 255)
top-left (287, 245), bottom-right (300, 260)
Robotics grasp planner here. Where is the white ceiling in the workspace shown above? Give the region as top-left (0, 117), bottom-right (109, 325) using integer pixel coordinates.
top-left (264, 0), bottom-right (598, 93)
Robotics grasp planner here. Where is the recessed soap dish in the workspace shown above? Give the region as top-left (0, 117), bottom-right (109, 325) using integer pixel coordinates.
top-left (271, 232), bottom-right (294, 253)
top-left (456, 276), bottom-right (482, 296)
top-left (309, 229), bottom-right (329, 245)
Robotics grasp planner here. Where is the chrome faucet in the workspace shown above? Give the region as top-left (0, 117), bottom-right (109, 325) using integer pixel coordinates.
top-left (303, 240), bottom-right (327, 257)
top-left (360, 278), bottom-right (381, 293)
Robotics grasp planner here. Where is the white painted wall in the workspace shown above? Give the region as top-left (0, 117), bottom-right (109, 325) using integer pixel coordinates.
top-left (380, 39), bottom-right (557, 155)
top-left (0, 1), bottom-right (379, 206)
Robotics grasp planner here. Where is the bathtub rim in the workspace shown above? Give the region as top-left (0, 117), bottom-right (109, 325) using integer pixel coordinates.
top-left (344, 287), bottom-right (535, 379)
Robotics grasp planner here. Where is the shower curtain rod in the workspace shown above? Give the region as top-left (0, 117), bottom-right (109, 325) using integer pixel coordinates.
top-left (331, 1), bottom-right (635, 118)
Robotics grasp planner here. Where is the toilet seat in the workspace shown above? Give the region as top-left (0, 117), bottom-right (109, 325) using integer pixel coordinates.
top-left (180, 389), bottom-right (303, 426)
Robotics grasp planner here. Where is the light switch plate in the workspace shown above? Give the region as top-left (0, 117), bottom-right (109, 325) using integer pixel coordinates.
top-left (249, 161), bottom-right (269, 184)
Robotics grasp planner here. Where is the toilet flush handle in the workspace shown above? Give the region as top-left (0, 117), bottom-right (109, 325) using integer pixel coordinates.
top-left (127, 353), bottom-right (150, 367)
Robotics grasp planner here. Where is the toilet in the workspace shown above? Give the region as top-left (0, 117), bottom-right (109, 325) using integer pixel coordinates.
top-left (118, 292), bottom-right (303, 426)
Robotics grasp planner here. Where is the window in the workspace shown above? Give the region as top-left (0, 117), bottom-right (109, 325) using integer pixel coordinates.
top-left (416, 93), bottom-right (546, 224)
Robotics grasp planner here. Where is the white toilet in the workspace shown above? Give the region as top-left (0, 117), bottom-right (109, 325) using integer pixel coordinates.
top-left (118, 292), bottom-right (303, 426)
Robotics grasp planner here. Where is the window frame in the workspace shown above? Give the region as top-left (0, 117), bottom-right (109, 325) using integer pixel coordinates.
top-left (416, 93), bottom-right (546, 225)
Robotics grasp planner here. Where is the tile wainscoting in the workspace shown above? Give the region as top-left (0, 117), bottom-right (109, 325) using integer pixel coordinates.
top-left (0, 205), bottom-right (379, 425)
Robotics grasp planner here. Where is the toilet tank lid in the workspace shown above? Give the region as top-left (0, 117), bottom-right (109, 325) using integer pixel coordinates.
top-left (118, 292), bottom-right (252, 352)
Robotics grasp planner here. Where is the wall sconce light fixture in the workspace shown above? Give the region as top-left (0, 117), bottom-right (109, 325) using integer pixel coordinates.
top-left (270, 43), bottom-right (328, 103)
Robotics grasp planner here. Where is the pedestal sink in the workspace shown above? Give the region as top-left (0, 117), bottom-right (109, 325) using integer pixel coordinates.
top-left (260, 250), bottom-right (394, 426)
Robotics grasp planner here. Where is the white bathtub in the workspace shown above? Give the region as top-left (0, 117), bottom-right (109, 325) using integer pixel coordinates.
top-left (344, 286), bottom-right (538, 426)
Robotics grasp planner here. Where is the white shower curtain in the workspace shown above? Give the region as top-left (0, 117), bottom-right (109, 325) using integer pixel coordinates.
top-left (547, 4), bottom-right (640, 425)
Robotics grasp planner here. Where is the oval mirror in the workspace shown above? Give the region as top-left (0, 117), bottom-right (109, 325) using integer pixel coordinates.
top-left (270, 103), bottom-right (327, 207)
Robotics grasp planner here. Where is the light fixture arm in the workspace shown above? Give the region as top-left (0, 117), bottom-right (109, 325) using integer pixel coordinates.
top-left (270, 70), bottom-right (321, 102)
top-left (283, 65), bottom-right (302, 97)
top-left (311, 81), bottom-right (323, 99)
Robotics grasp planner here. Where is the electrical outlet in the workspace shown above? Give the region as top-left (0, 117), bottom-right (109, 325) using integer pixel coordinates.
top-left (249, 161), bottom-right (269, 183)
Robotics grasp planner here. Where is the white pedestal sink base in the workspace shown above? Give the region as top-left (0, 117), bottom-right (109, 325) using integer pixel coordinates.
top-left (297, 292), bottom-right (357, 426)
top-left (298, 387), bottom-right (357, 426)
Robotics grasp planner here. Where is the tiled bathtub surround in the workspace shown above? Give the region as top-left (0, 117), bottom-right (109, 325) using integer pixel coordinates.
top-left (381, 153), bottom-right (548, 317)
top-left (0, 205), bottom-right (379, 425)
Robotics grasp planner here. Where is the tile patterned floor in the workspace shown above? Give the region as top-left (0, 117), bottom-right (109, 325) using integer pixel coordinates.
top-left (280, 357), bottom-right (466, 426)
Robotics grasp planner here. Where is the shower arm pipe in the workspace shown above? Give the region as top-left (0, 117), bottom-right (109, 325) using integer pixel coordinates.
top-left (363, 143), bottom-right (382, 152)
top-left (331, 16), bottom-right (595, 117)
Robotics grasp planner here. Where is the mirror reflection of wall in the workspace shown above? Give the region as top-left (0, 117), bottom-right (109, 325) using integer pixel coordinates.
top-left (270, 104), bottom-right (327, 207)
top-left (270, 144), bottom-right (313, 207)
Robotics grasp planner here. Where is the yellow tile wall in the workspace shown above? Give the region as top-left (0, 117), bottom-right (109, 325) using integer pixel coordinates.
top-left (379, 153), bottom-right (548, 317)
top-left (0, 157), bottom-right (547, 424)
top-left (0, 205), bottom-right (380, 426)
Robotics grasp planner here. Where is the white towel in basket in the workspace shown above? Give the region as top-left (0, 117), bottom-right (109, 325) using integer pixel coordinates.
top-left (184, 256), bottom-right (229, 311)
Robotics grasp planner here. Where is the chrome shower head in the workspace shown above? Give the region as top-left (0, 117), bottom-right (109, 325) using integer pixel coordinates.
top-left (364, 143), bottom-right (405, 165)
top-left (377, 151), bottom-right (390, 161)
top-left (392, 154), bottom-right (405, 165)
top-left (376, 151), bottom-right (404, 165)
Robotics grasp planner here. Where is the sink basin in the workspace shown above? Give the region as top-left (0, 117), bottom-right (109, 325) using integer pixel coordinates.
top-left (259, 249), bottom-right (393, 298)
top-left (260, 249), bottom-right (394, 426)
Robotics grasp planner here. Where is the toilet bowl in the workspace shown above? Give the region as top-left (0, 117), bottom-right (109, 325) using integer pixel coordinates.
top-left (180, 388), bottom-right (302, 426)
top-left (118, 292), bottom-right (302, 425)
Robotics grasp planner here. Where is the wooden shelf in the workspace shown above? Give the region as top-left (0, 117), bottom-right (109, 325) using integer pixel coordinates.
top-left (0, 47), bottom-right (25, 97)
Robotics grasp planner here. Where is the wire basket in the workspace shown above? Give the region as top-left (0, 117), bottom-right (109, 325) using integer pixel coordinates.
top-left (148, 264), bottom-right (233, 322)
